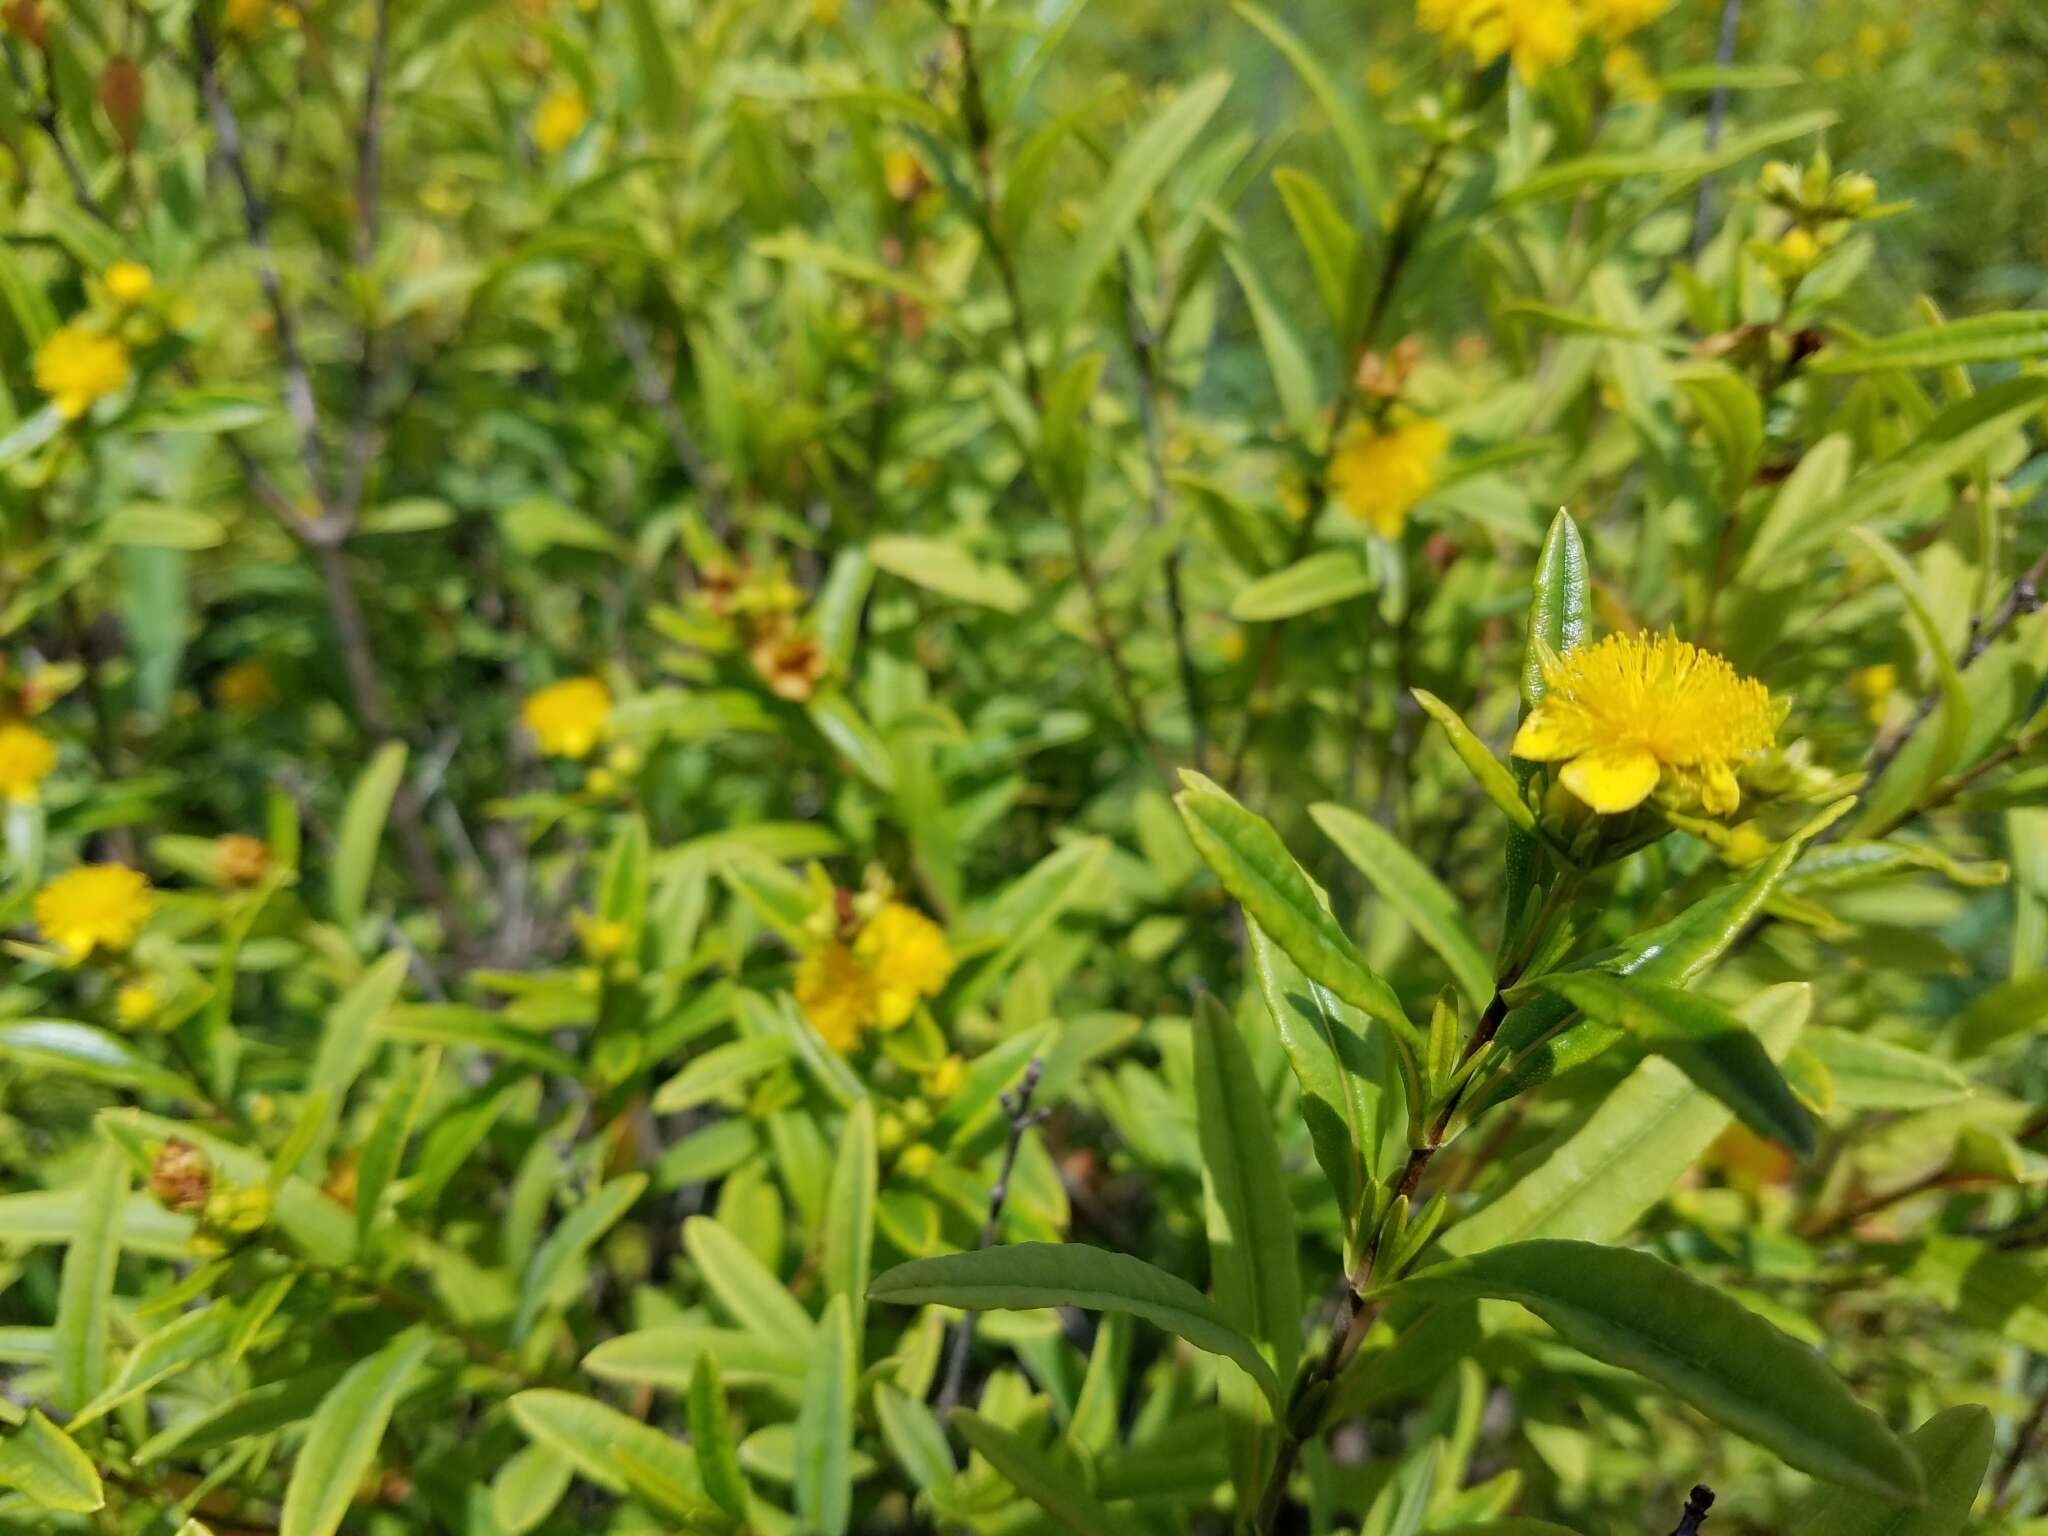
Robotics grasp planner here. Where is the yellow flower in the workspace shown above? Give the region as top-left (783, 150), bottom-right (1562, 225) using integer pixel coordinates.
top-left (34, 322), bottom-right (131, 420)
top-left (1330, 417), bottom-right (1448, 539)
top-left (1511, 632), bottom-right (1777, 817)
top-left (533, 87), bottom-right (589, 155)
top-left (1849, 663), bottom-right (1895, 726)
top-left (882, 145), bottom-right (926, 203)
top-left (224, 0), bottom-right (270, 32)
top-left (1602, 44), bottom-right (1659, 101)
top-left (795, 942), bottom-right (877, 1052)
top-left (1418, 0), bottom-right (1581, 79)
top-left (214, 660), bottom-right (278, 714)
top-left (34, 865), bottom-right (156, 964)
top-left (1582, 0), bottom-right (1666, 39)
top-left (521, 676), bottom-right (611, 759)
top-left (116, 981), bottom-right (162, 1028)
top-left (104, 261), bottom-right (154, 305)
top-left (855, 902), bottom-right (955, 1028)
top-left (0, 722), bottom-right (57, 802)
top-left (573, 910), bottom-right (631, 962)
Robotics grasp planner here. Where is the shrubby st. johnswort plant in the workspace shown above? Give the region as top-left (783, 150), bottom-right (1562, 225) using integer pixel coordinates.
top-left (2, 0), bottom-right (2048, 1533)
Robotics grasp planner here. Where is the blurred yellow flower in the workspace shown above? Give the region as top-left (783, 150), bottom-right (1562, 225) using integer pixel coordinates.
top-left (116, 981), bottom-right (162, 1028)
top-left (35, 865), bottom-right (156, 963)
top-left (522, 676), bottom-right (611, 758)
top-left (1512, 632), bottom-right (1776, 816)
top-left (1582, 0), bottom-right (1666, 38)
top-left (1777, 225), bottom-right (1819, 270)
top-left (1602, 44), bottom-right (1658, 101)
top-left (1854, 22), bottom-right (1887, 60)
top-left (224, 0), bottom-right (270, 33)
top-left (214, 660), bottom-right (279, 713)
top-left (1418, 0), bottom-right (1581, 79)
top-left (882, 145), bottom-right (926, 203)
top-left (534, 87), bottom-right (589, 155)
top-left (35, 322), bottom-right (130, 420)
top-left (573, 910), bottom-right (631, 962)
top-left (105, 261), bottom-right (153, 305)
top-left (0, 722), bottom-right (57, 802)
top-left (795, 942), bottom-right (876, 1052)
top-left (1331, 417), bottom-right (1448, 538)
top-left (856, 902), bottom-right (955, 1027)
top-left (1849, 663), bottom-right (1895, 726)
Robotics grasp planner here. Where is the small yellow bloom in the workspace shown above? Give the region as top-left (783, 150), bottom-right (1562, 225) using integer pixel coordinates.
top-left (533, 87), bottom-right (589, 155)
top-left (1777, 226), bottom-right (1819, 270)
top-left (116, 981), bottom-right (162, 1028)
top-left (573, 910), bottom-right (631, 962)
top-left (855, 902), bottom-right (955, 1028)
top-left (1581, 0), bottom-right (1666, 39)
top-left (795, 942), bottom-right (877, 1052)
top-left (34, 864), bottom-right (156, 963)
top-left (1511, 632), bottom-right (1777, 817)
top-left (1849, 663), bottom-right (1895, 726)
top-left (214, 660), bottom-right (278, 714)
top-left (896, 1143), bottom-right (936, 1178)
top-left (1330, 417), bottom-right (1448, 539)
top-left (882, 145), bottom-right (926, 204)
top-left (34, 322), bottom-right (131, 420)
top-left (1417, 0), bottom-right (1581, 80)
top-left (1602, 44), bottom-right (1658, 102)
top-left (224, 0), bottom-right (270, 32)
top-left (521, 676), bottom-right (611, 759)
top-left (927, 1053), bottom-right (965, 1100)
top-left (0, 722), bottom-right (57, 802)
top-left (104, 261), bottom-right (154, 305)
top-left (1854, 22), bottom-right (1887, 60)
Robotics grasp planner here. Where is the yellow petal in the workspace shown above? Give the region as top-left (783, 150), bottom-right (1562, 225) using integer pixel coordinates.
top-left (1511, 705), bottom-right (1581, 762)
top-left (1559, 747), bottom-right (1661, 814)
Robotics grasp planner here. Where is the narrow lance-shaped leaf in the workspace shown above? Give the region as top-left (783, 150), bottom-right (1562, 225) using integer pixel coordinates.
top-left (0, 1411), bottom-right (104, 1514)
top-left (794, 1294), bottom-right (856, 1536)
top-left (331, 741), bottom-right (407, 934)
top-left (1504, 510), bottom-right (1590, 957)
top-left (1792, 1406), bottom-right (1993, 1536)
top-left (279, 1330), bottom-right (433, 1536)
top-left (1313, 803), bottom-right (1495, 1007)
top-left (687, 1356), bottom-right (749, 1522)
top-left (1176, 771), bottom-right (1414, 1043)
top-left (869, 1241), bottom-right (1284, 1411)
top-left (53, 1143), bottom-right (126, 1414)
top-left (952, 1411), bottom-right (1123, 1536)
top-left (821, 1098), bottom-right (877, 1340)
top-left (1386, 1241), bottom-right (1920, 1499)
top-left (513, 1173), bottom-right (647, 1342)
top-left (1536, 972), bottom-right (1817, 1157)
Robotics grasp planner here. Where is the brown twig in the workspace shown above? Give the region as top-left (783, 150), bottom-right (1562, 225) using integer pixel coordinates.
top-left (935, 1060), bottom-right (1048, 1415)
top-left (1669, 1485), bottom-right (1716, 1536)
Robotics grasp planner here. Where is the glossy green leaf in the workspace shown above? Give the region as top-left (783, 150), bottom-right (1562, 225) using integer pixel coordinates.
top-left (651, 1037), bottom-right (790, 1114)
top-left (1411, 691), bottom-right (1537, 834)
top-left (331, 741), bottom-right (407, 933)
top-left (869, 1241), bottom-right (1284, 1410)
top-left (1804, 1027), bottom-right (1973, 1110)
top-left (1388, 1241), bottom-right (1920, 1498)
top-left (0, 1411), bottom-right (103, 1514)
top-left (279, 1330), bottom-right (433, 1536)
top-left (1313, 803), bottom-right (1494, 1006)
top-left (1230, 547), bottom-right (1375, 622)
top-left (514, 1174), bottom-right (646, 1343)
top-left (952, 1411), bottom-right (1122, 1536)
top-left (1177, 772), bottom-right (1413, 1042)
top-left (53, 1142), bottom-right (125, 1415)
top-left (1792, 1406), bottom-right (1993, 1536)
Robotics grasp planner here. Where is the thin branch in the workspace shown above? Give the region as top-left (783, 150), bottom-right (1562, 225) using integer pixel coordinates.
top-left (193, 13), bottom-right (332, 513)
top-left (335, 0), bottom-right (391, 530)
top-left (1669, 1485), bottom-right (1716, 1536)
top-left (5, 39), bottom-right (107, 222)
top-left (1690, 0), bottom-right (1743, 259)
top-left (935, 1060), bottom-right (1047, 1416)
top-left (1992, 1381), bottom-right (2048, 1509)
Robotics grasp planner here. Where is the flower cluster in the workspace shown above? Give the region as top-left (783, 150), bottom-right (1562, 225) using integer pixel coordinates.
top-left (697, 558), bottom-right (831, 703)
top-left (1417, 0), bottom-right (1668, 81)
top-left (795, 896), bottom-right (955, 1052)
top-left (1512, 631), bottom-right (1778, 817)
top-left (1751, 155), bottom-right (1886, 283)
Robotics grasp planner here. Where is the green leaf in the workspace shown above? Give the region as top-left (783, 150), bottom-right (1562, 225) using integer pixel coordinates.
top-left (1414, 689), bottom-right (1540, 840)
top-left (1803, 1027), bottom-right (1974, 1110)
top-left (1388, 1241), bottom-right (1919, 1498)
top-left (821, 1099), bottom-right (877, 1340)
top-left (1446, 984), bottom-right (1810, 1254)
top-left (794, 1294), bottom-right (856, 1536)
top-left (650, 1037), bottom-right (791, 1114)
top-left (0, 1020), bottom-right (201, 1102)
top-left (489, 1444), bottom-right (573, 1536)
top-left (1058, 72), bottom-right (1231, 326)
top-left (1810, 311), bottom-right (2048, 374)
top-left (688, 1356), bottom-right (749, 1522)
top-left (1312, 803), bottom-right (1495, 1007)
top-left (874, 1382), bottom-right (954, 1494)
top-left (305, 951), bottom-right (411, 1169)
top-left (681, 1215), bottom-right (814, 1344)
top-left (1192, 994), bottom-right (1303, 1379)
top-left (331, 742), bottom-right (407, 933)
top-left (1758, 375), bottom-right (2048, 569)
top-left (1176, 772), bottom-right (1413, 1043)
top-left (0, 1411), bottom-right (103, 1514)
top-left (355, 1048), bottom-right (435, 1255)
top-left (498, 497), bottom-right (627, 557)
top-left (53, 1143), bottom-right (126, 1415)
top-left (581, 1325), bottom-right (808, 1394)
top-left (951, 1411), bottom-right (1122, 1536)
top-left (1273, 166), bottom-right (1359, 328)
top-left (68, 1302), bottom-right (235, 1429)
top-left (868, 535), bottom-right (1030, 613)
top-left (1537, 973), bottom-right (1816, 1157)
top-left (1792, 1406), bottom-right (1993, 1536)
top-left (1224, 242), bottom-right (1321, 444)
top-left (279, 1330), bottom-right (433, 1536)
top-left (507, 1389), bottom-right (721, 1525)
top-left (807, 688), bottom-right (898, 791)
top-left (103, 505), bottom-right (228, 550)
top-left (620, 0), bottom-right (682, 133)
top-left (869, 1241), bottom-right (1284, 1410)
top-left (1522, 508), bottom-right (1591, 708)
top-left (1850, 528), bottom-right (1971, 828)
top-left (1229, 547), bottom-right (1375, 622)
top-left (1249, 920), bottom-right (1408, 1241)
top-left (1232, 2), bottom-right (1382, 213)
top-left (1741, 433), bottom-right (1855, 586)
top-left (514, 1173), bottom-right (647, 1342)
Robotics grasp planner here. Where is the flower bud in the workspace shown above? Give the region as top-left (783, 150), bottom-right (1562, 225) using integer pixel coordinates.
top-left (149, 1138), bottom-right (212, 1213)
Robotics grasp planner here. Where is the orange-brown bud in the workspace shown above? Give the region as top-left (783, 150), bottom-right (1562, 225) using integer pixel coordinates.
top-left (215, 834), bottom-right (271, 887)
top-left (149, 1138), bottom-right (212, 1214)
top-left (100, 57), bottom-right (145, 153)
